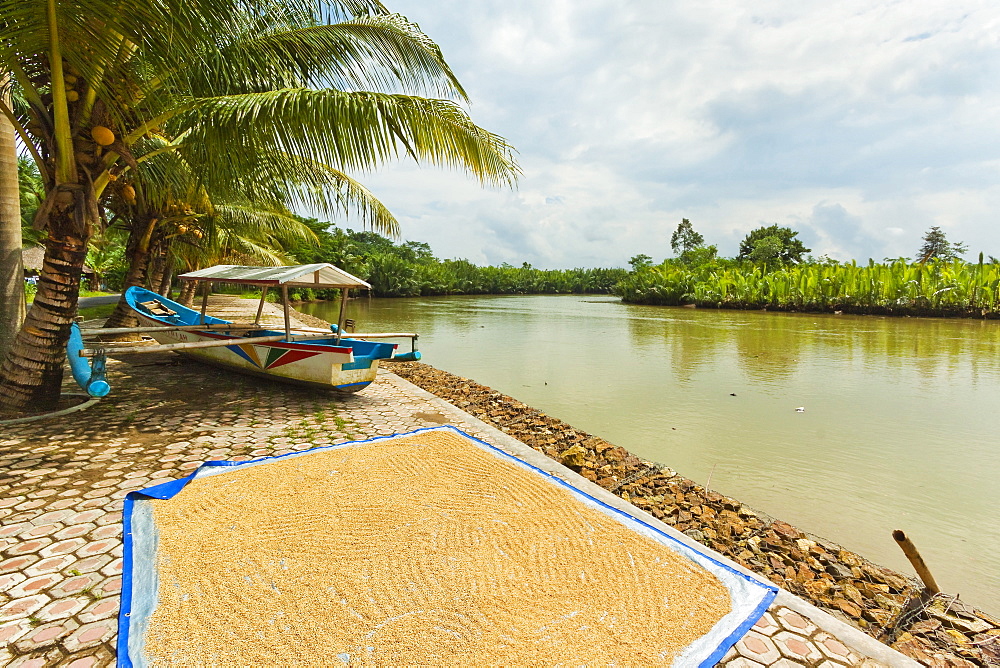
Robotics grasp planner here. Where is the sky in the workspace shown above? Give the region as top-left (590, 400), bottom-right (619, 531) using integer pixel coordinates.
top-left (349, 0), bottom-right (1000, 269)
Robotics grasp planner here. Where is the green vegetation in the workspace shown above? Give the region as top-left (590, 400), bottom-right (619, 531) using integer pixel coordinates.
top-left (618, 255), bottom-right (1000, 316)
top-left (77, 303), bottom-right (119, 321)
top-left (619, 221), bottom-right (998, 317)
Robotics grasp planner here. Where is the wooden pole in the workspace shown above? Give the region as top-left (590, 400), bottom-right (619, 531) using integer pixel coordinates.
top-left (77, 331), bottom-right (340, 357)
top-left (200, 281), bottom-right (211, 324)
top-left (281, 284), bottom-right (291, 340)
top-left (893, 530), bottom-right (941, 594)
top-left (335, 287), bottom-right (349, 344)
top-left (255, 285), bottom-right (269, 325)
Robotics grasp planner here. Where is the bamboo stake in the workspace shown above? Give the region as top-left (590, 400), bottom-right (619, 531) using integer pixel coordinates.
top-left (76, 332), bottom-right (342, 357)
top-left (893, 530), bottom-right (941, 594)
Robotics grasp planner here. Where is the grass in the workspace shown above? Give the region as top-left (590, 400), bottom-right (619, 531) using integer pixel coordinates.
top-left (78, 303), bottom-right (117, 321)
top-left (80, 585), bottom-right (102, 601)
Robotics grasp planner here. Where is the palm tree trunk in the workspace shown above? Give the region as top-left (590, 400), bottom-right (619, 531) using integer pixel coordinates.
top-left (178, 279), bottom-right (197, 306)
top-left (155, 256), bottom-right (173, 295)
top-left (0, 228), bottom-right (90, 412)
top-left (0, 86), bottom-right (25, 362)
top-left (102, 215), bottom-right (157, 332)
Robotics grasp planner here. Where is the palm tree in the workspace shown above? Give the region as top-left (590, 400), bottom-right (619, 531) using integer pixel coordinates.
top-left (99, 138), bottom-right (399, 333)
top-left (0, 85), bottom-right (23, 361)
top-left (0, 0), bottom-right (518, 412)
top-left (17, 157), bottom-right (45, 243)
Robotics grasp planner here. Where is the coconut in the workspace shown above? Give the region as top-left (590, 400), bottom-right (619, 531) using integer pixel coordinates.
top-left (66, 90), bottom-right (80, 102)
top-left (91, 126), bottom-right (115, 146)
top-left (122, 185), bottom-right (136, 204)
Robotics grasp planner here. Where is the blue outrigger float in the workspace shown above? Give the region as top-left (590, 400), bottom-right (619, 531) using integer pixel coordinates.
top-left (71, 264), bottom-right (420, 394)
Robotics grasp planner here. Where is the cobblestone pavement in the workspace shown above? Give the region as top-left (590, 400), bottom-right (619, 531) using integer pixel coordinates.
top-left (1, 351), bottom-right (907, 665)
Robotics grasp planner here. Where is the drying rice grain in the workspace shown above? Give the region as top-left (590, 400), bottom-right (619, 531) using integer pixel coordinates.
top-left (144, 431), bottom-right (731, 664)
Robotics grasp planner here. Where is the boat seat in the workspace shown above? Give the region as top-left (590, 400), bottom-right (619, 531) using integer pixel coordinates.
top-left (138, 299), bottom-right (178, 316)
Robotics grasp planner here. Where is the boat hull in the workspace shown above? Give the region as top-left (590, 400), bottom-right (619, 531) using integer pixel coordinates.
top-left (125, 288), bottom-right (395, 392)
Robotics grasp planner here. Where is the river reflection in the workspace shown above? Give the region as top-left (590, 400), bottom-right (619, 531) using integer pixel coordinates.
top-left (298, 295), bottom-right (1000, 614)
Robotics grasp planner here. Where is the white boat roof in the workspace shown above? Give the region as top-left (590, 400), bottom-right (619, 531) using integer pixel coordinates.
top-left (177, 264), bottom-right (371, 289)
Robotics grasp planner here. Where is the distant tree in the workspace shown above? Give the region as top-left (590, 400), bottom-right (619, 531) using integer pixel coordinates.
top-left (681, 245), bottom-right (718, 266)
top-left (738, 225), bottom-right (810, 264)
top-left (749, 236), bottom-right (784, 264)
top-left (629, 254), bottom-right (653, 271)
top-left (399, 241), bottom-right (435, 264)
top-left (917, 226), bottom-right (968, 262)
top-left (670, 219), bottom-right (705, 256)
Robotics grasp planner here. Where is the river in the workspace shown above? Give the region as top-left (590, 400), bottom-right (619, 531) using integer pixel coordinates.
top-left (299, 294), bottom-right (1000, 614)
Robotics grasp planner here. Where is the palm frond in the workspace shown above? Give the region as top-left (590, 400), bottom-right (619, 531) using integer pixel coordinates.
top-left (181, 89), bottom-right (520, 187)
top-left (190, 15), bottom-right (467, 99)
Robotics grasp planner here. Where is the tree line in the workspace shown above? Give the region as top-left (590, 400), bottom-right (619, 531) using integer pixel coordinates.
top-left (275, 219), bottom-right (626, 298)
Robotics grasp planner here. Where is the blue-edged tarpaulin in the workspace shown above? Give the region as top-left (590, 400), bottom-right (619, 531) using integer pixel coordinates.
top-left (118, 426), bottom-right (777, 666)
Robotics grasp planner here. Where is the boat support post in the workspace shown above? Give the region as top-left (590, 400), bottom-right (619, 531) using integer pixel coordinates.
top-left (335, 287), bottom-right (349, 344)
top-left (281, 285), bottom-right (292, 340)
top-left (255, 285), bottom-right (269, 326)
top-left (199, 281), bottom-right (211, 325)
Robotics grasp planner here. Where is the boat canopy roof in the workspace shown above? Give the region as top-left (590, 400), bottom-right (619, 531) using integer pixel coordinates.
top-left (177, 264), bottom-right (371, 290)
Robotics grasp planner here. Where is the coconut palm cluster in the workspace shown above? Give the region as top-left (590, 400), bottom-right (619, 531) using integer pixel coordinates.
top-left (0, 0), bottom-right (519, 412)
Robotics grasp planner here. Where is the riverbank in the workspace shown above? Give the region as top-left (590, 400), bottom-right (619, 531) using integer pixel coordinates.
top-left (385, 360), bottom-right (1000, 666)
top-left (2, 295), bottom-right (995, 665)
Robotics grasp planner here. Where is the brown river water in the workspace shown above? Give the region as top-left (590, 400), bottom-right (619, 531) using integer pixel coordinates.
top-left (299, 294), bottom-right (1000, 614)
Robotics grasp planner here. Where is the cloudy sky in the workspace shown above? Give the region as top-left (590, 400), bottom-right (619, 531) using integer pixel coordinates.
top-left (353, 0), bottom-right (1000, 269)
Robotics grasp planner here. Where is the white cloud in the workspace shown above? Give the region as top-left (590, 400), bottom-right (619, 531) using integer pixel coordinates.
top-left (338, 0), bottom-right (1000, 267)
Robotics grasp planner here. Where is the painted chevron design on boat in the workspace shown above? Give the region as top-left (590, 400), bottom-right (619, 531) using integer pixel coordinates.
top-left (265, 349), bottom-right (321, 369)
top-left (226, 344), bottom-right (319, 369)
top-left (227, 343), bottom-right (261, 367)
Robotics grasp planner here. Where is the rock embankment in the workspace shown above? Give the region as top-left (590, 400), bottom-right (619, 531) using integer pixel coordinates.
top-left (386, 361), bottom-right (1000, 667)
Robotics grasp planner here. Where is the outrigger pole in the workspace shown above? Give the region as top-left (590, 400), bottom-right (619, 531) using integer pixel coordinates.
top-left (81, 323), bottom-right (251, 335)
top-left (76, 331), bottom-right (340, 357)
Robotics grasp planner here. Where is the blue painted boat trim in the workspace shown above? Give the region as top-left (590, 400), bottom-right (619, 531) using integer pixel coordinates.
top-left (333, 380), bottom-right (372, 390)
top-left (118, 425), bottom-right (776, 666)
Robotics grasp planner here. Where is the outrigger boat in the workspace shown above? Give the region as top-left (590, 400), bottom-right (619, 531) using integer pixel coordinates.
top-left (70, 264), bottom-right (420, 395)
